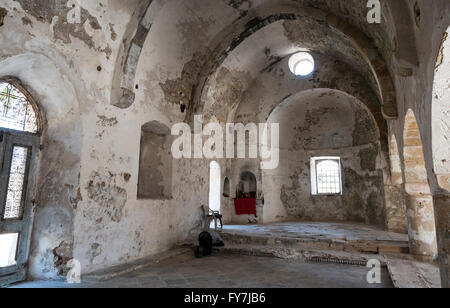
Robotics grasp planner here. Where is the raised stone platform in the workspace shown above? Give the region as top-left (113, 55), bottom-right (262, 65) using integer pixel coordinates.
top-left (214, 222), bottom-right (442, 288)
top-left (220, 222), bottom-right (410, 255)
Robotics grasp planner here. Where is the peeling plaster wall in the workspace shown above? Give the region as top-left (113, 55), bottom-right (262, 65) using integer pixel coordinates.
top-left (261, 90), bottom-right (385, 225)
top-left (199, 18), bottom-right (386, 127)
top-left (0, 0), bottom-right (448, 284)
top-left (0, 0), bottom-right (140, 278)
top-left (71, 0), bottom-right (235, 275)
top-left (0, 53), bottom-right (83, 279)
top-left (385, 135), bottom-right (408, 234)
top-left (0, 0), bottom-right (244, 279)
top-left (0, 0), bottom-right (214, 278)
top-left (220, 48), bottom-right (388, 225)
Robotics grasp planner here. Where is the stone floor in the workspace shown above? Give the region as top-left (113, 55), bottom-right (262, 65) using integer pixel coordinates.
top-left (386, 258), bottom-right (441, 288)
top-left (222, 222), bottom-right (408, 242)
top-left (11, 253), bottom-right (393, 288)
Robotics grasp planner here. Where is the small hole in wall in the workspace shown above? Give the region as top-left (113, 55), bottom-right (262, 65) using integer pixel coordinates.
top-left (414, 2), bottom-right (421, 27)
top-left (180, 104), bottom-right (186, 113)
top-left (0, 7), bottom-right (7, 27)
top-left (97, 66), bottom-right (102, 72)
top-left (392, 36), bottom-right (398, 53)
top-left (135, 84), bottom-right (139, 90)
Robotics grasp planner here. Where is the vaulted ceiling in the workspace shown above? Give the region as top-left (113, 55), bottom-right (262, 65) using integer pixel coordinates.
top-left (111, 0), bottom-right (406, 126)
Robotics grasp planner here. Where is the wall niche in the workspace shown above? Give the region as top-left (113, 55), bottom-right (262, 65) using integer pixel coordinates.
top-left (138, 121), bottom-right (173, 200)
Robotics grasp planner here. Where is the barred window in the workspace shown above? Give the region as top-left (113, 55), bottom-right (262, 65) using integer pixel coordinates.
top-left (311, 157), bottom-right (342, 195)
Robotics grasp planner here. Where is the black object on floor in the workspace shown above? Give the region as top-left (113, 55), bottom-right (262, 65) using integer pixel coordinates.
top-left (195, 231), bottom-right (225, 258)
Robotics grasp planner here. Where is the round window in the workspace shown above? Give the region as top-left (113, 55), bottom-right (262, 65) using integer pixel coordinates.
top-left (288, 52), bottom-right (315, 76)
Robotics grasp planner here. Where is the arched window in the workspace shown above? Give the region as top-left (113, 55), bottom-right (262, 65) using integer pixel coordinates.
top-left (0, 81), bottom-right (38, 133)
top-left (0, 80), bottom-right (41, 286)
top-left (209, 161), bottom-right (221, 212)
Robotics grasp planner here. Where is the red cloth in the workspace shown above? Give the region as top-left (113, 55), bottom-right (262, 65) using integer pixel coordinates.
top-left (234, 198), bottom-right (257, 215)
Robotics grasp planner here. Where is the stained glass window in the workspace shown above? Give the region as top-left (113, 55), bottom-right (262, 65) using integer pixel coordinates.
top-left (0, 82), bottom-right (38, 133)
top-left (3, 146), bottom-right (29, 220)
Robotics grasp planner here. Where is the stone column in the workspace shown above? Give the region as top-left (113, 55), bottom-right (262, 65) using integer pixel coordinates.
top-left (384, 185), bottom-right (408, 234)
top-left (405, 192), bottom-right (438, 259)
top-left (434, 193), bottom-right (449, 288)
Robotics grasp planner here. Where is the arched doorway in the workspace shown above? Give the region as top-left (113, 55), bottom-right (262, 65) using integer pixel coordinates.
top-left (237, 171), bottom-right (257, 199)
top-left (209, 161), bottom-right (221, 213)
top-left (0, 79), bottom-right (41, 286)
top-left (403, 109), bottom-right (437, 258)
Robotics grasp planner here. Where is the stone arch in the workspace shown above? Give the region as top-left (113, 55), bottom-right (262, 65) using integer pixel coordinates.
top-left (384, 134), bottom-right (408, 233)
top-left (117, 0), bottom-right (397, 119)
top-left (110, 0), bottom-right (164, 109)
top-left (403, 109), bottom-right (437, 258)
top-left (214, 52), bottom-right (387, 151)
top-left (385, 0), bottom-right (420, 69)
top-left (186, 1), bottom-right (398, 121)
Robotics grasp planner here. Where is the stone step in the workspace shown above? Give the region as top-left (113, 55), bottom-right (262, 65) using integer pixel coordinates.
top-left (213, 244), bottom-right (389, 267)
top-left (219, 231), bottom-right (410, 255)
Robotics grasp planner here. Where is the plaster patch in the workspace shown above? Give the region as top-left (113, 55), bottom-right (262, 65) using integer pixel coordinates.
top-left (53, 241), bottom-right (73, 276)
top-left (15, 0), bottom-right (110, 57)
top-left (86, 171), bottom-right (128, 223)
top-left (159, 51), bottom-right (210, 110)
